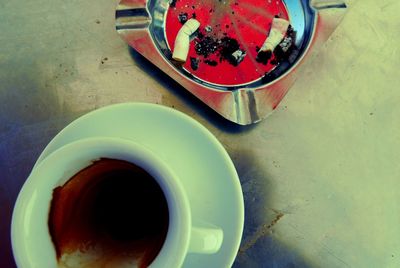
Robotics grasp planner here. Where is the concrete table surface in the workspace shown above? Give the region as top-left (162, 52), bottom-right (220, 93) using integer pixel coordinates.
top-left (1, 0), bottom-right (399, 267)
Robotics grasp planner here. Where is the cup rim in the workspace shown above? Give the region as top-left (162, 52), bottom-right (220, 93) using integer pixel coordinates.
top-left (11, 136), bottom-right (191, 268)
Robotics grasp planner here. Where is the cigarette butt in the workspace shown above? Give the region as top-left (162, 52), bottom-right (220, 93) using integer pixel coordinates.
top-left (259, 18), bottom-right (290, 53)
top-left (229, 49), bottom-right (246, 66)
top-left (173, 34), bottom-right (190, 62)
top-left (173, 19), bottom-right (200, 62)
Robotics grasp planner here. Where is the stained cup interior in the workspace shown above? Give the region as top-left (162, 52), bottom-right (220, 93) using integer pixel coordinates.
top-left (11, 137), bottom-right (191, 268)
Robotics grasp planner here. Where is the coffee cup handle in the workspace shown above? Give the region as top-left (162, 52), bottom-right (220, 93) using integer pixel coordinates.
top-left (188, 225), bottom-right (223, 254)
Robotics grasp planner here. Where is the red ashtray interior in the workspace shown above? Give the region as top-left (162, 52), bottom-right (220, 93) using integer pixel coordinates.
top-left (165, 0), bottom-right (290, 86)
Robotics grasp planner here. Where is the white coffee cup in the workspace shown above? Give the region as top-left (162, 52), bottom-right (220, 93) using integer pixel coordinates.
top-left (11, 137), bottom-right (223, 268)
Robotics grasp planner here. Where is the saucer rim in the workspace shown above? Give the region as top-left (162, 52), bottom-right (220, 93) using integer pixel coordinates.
top-left (34, 102), bottom-right (244, 268)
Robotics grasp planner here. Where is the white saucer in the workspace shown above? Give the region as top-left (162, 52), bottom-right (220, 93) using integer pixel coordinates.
top-left (35, 103), bottom-right (244, 268)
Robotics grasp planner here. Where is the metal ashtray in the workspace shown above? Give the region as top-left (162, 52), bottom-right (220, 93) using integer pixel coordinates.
top-left (116, 0), bottom-right (347, 125)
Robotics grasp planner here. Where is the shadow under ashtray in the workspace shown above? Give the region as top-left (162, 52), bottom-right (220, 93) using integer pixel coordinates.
top-left (116, 0), bottom-right (347, 125)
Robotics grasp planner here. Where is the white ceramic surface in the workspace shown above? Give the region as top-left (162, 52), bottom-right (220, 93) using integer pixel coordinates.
top-left (32, 103), bottom-right (244, 268)
top-left (13, 137), bottom-right (198, 268)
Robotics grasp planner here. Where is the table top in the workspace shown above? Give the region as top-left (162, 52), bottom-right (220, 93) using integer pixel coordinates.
top-left (1, 0), bottom-right (399, 267)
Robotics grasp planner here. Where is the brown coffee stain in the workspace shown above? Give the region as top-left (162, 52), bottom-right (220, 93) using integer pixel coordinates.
top-left (48, 158), bottom-right (169, 268)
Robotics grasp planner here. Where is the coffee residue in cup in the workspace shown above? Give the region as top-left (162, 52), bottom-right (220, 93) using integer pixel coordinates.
top-left (48, 158), bottom-right (169, 268)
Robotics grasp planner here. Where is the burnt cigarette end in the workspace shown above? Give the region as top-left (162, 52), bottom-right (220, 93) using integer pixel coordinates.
top-left (273, 25), bottom-right (297, 63)
top-left (228, 49), bottom-right (246, 66)
top-left (256, 50), bottom-right (272, 65)
top-left (279, 36), bottom-right (293, 53)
